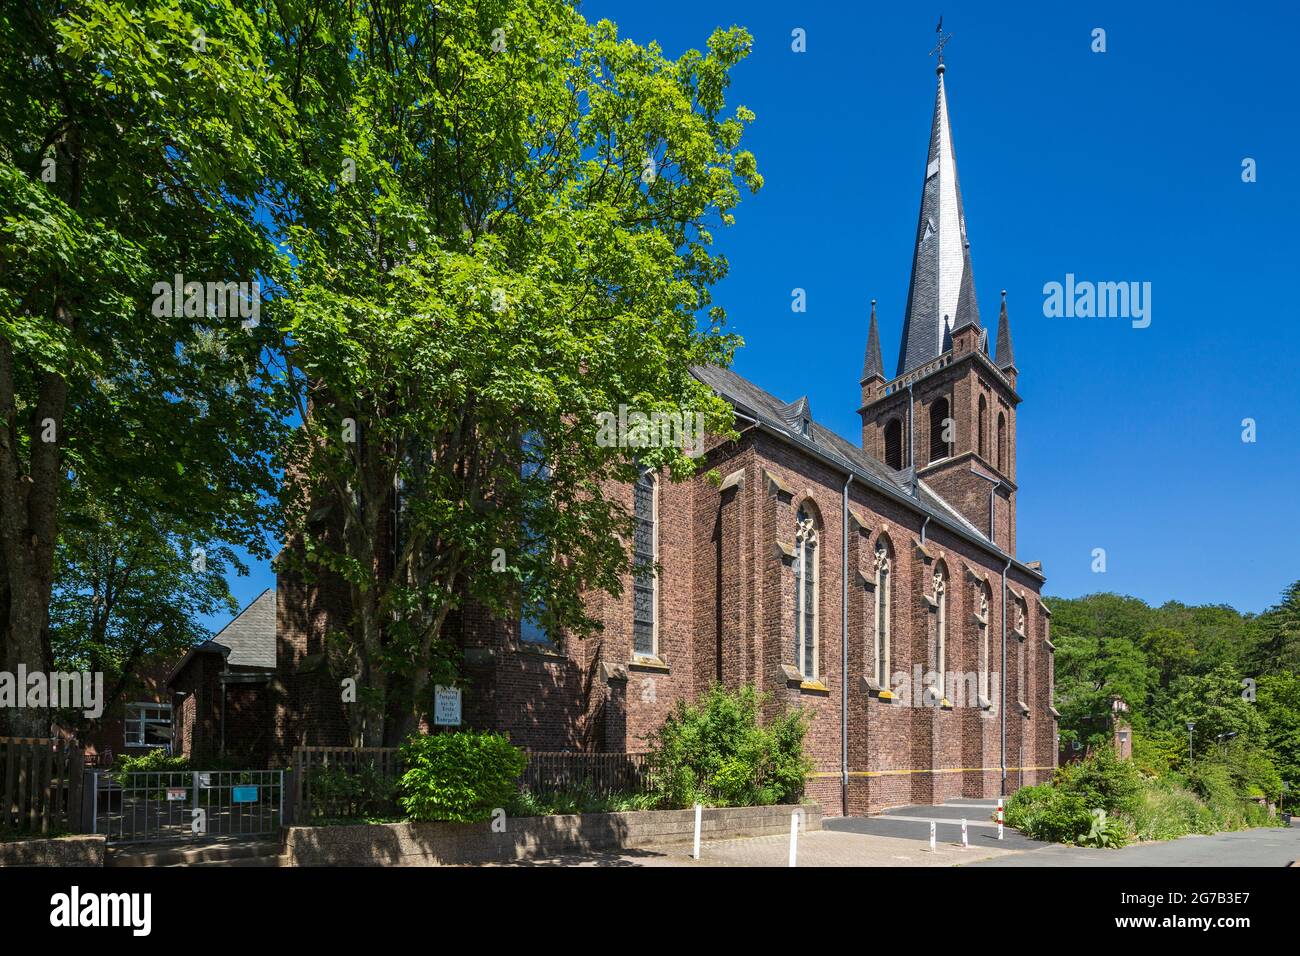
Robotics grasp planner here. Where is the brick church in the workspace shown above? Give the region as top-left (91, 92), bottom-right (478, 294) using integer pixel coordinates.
top-left (174, 59), bottom-right (1057, 816)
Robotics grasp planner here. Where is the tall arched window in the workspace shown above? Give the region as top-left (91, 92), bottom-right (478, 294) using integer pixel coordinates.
top-left (520, 431), bottom-right (550, 643)
top-left (934, 562), bottom-right (948, 680)
top-left (883, 418), bottom-right (903, 470)
top-left (794, 506), bottom-right (819, 678)
top-left (929, 397), bottom-right (951, 464)
top-left (874, 537), bottom-right (893, 688)
top-left (997, 412), bottom-right (1007, 472)
top-left (977, 394), bottom-right (988, 460)
top-left (632, 468), bottom-right (658, 657)
top-left (977, 581), bottom-right (992, 705)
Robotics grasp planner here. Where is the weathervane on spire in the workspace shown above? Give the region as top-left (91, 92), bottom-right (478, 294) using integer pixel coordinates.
top-left (929, 16), bottom-right (952, 65)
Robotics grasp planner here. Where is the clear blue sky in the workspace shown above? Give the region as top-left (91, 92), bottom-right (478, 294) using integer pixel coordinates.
top-left (213, 0), bottom-right (1299, 630)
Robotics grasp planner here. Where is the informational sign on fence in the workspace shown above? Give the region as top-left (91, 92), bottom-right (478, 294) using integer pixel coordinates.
top-left (434, 685), bottom-right (462, 726)
top-left (232, 785), bottom-right (259, 804)
top-left (166, 787), bottom-right (186, 801)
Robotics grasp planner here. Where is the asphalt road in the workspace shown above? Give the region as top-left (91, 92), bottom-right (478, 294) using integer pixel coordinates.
top-left (968, 825), bottom-right (1300, 866)
top-left (825, 798), bottom-right (1049, 852)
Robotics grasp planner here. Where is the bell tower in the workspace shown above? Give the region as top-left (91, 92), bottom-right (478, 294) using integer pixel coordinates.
top-left (859, 58), bottom-right (1021, 553)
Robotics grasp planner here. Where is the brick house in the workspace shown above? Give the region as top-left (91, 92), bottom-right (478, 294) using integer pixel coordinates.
top-left (261, 60), bottom-right (1058, 814)
top-left (167, 588), bottom-right (277, 766)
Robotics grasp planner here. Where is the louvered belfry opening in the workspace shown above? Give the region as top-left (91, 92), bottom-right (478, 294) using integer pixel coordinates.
top-left (929, 397), bottom-right (950, 463)
top-left (884, 418), bottom-right (903, 470)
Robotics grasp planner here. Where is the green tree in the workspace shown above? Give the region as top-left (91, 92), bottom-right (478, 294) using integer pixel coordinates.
top-left (266, 0), bottom-right (760, 743)
top-left (1, 0), bottom-right (288, 733)
top-left (1256, 673), bottom-right (1300, 790)
top-left (49, 493), bottom-right (241, 734)
top-left (1048, 594), bottom-right (1152, 748)
top-left (1253, 581), bottom-right (1300, 675)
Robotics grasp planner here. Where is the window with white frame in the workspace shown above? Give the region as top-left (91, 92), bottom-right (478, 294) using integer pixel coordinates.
top-left (874, 537), bottom-right (892, 688)
top-left (632, 468), bottom-right (658, 657)
top-left (125, 702), bottom-right (172, 748)
top-left (793, 506), bottom-right (819, 679)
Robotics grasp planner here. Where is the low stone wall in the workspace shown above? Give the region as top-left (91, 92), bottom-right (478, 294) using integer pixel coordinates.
top-left (0, 834), bottom-right (106, 867)
top-left (284, 802), bottom-right (821, 866)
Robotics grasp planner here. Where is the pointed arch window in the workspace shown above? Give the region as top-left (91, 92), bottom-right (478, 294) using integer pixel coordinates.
top-left (997, 412), bottom-right (1007, 473)
top-left (934, 563), bottom-right (948, 679)
top-left (519, 431), bottom-right (550, 643)
top-left (977, 581), bottom-right (992, 707)
top-left (884, 418), bottom-right (903, 470)
top-left (874, 538), bottom-right (893, 688)
top-left (929, 397), bottom-right (951, 464)
top-left (977, 395), bottom-right (988, 460)
top-left (794, 506), bottom-right (819, 679)
top-left (632, 468), bottom-right (658, 658)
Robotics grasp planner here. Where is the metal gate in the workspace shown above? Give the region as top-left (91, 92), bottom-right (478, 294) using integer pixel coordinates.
top-left (91, 770), bottom-right (284, 844)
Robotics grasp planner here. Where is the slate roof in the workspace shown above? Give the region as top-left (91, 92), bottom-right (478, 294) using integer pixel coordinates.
top-left (995, 291), bottom-right (1016, 370)
top-left (209, 588), bottom-right (277, 669)
top-left (691, 364), bottom-right (998, 549)
top-left (861, 301), bottom-right (884, 381)
top-left (897, 64), bottom-right (981, 377)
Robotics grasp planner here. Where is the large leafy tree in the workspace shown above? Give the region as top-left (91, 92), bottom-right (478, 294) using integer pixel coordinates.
top-left (264, 0), bottom-right (760, 744)
top-left (1048, 593), bottom-right (1153, 748)
top-left (0, 0), bottom-right (288, 733)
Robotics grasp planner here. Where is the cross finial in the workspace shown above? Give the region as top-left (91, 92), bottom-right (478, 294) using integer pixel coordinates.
top-left (929, 16), bottom-right (952, 66)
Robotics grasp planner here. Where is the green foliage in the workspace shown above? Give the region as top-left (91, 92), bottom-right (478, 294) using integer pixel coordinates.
top-left (506, 786), bottom-right (660, 817)
top-left (307, 762), bottom-right (396, 820)
top-left (1003, 784), bottom-right (1092, 844)
top-left (267, 0), bottom-right (761, 743)
top-left (643, 684), bottom-right (812, 808)
top-left (397, 732), bottom-right (527, 823)
top-left (111, 750), bottom-right (189, 779)
top-left (1077, 808), bottom-right (1128, 848)
top-left (1124, 778), bottom-right (1218, 842)
top-left (1051, 746), bottom-right (1142, 817)
top-left (1131, 729), bottom-right (1185, 777)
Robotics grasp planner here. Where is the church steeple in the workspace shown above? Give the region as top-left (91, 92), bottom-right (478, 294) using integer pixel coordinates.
top-left (995, 289), bottom-right (1016, 370)
top-left (860, 299), bottom-right (885, 406)
top-left (896, 60), bottom-right (980, 377)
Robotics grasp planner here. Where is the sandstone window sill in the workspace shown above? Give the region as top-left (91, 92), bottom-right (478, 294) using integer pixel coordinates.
top-left (513, 641), bottom-right (566, 660)
top-left (799, 679), bottom-right (829, 695)
top-left (628, 655), bottom-right (670, 673)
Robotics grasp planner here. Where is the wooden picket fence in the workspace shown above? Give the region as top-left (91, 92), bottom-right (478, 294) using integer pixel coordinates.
top-left (0, 737), bottom-right (85, 835)
top-left (291, 746), bottom-right (652, 820)
top-left (521, 751), bottom-right (651, 797)
top-left (292, 746), bottom-right (403, 821)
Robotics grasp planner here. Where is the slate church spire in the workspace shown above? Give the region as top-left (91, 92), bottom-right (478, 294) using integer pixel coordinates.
top-left (895, 56), bottom-right (981, 377)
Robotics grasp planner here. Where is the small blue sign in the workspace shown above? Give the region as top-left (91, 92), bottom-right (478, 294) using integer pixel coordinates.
top-left (232, 785), bottom-right (258, 804)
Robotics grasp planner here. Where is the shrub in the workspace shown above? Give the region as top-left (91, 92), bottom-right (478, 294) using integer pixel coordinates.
top-left (307, 762), bottom-right (395, 820)
top-left (1123, 778), bottom-right (1217, 841)
top-left (1077, 808), bottom-right (1128, 848)
top-left (1051, 746), bottom-right (1142, 816)
top-left (111, 750), bottom-right (190, 780)
top-left (398, 731), bottom-right (527, 823)
top-left (1003, 784), bottom-right (1093, 843)
top-left (643, 684), bottom-right (812, 809)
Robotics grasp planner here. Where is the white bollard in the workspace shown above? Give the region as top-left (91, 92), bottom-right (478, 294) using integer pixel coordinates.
top-left (929, 821), bottom-right (936, 851)
top-left (693, 803), bottom-right (702, 860)
top-left (961, 818), bottom-right (968, 848)
top-left (997, 798), bottom-right (1004, 841)
top-left (789, 809), bottom-right (800, 867)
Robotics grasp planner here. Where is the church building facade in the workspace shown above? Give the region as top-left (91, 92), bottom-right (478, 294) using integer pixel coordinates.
top-left (271, 61), bottom-right (1057, 816)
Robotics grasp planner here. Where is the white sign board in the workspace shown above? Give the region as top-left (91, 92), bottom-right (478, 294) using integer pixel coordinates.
top-left (434, 685), bottom-right (462, 726)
